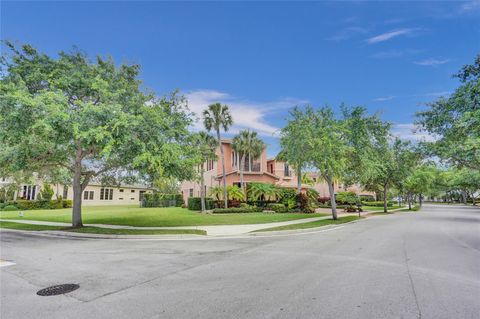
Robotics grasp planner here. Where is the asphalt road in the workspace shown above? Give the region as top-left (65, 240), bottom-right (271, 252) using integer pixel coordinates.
top-left (1, 204), bottom-right (479, 319)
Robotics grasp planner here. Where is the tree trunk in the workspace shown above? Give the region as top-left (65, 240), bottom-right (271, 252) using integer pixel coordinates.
top-left (419, 193), bottom-right (423, 207)
top-left (383, 184), bottom-right (388, 213)
top-left (72, 160), bottom-right (83, 228)
top-left (217, 130), bottom-right (228, 208)
top-left (200, 164), bottom-right (206, 212)
top-left (240, 154), bottom-right (245, 199)
top-left (408, 193), bottom-right (412, 210)
top-left (296, 167), bottom-right (302, 194)
top-left (326, 176), bottom-right (337, 220)
top-left (461, 190), bottom-right (467, 204)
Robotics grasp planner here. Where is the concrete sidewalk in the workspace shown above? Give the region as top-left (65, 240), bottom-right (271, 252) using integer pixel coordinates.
top-left (0, 207), bottom-right (405, 236)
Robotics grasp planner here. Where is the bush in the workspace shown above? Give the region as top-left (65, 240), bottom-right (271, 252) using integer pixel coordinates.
top-left (4, 199), bottom-right (72, 210)
top-left (296, 193), bottom-right (315, 213)
top-left (187, 197), bottom-right (214, 210)
top-left (266, 203), bottom-right (288, 213)
top-left (306, 189), bottom-right (319, 201)
top-left (39, 184), bottom-right (54, 201)
top-left (318, 196), bottom-right (330, 204)
top-left (361, 200), bottom-right (394, 207)
top-left (336, 191), bottom-right (359, 205)
top-left (360, 195), bottom-right (375, 202)
top-left (62, 200), bottom-right (73, 208)
top-left (212, 207), bottom-right (262, 214)
top-left (2, 205), bottom-right (18, 211)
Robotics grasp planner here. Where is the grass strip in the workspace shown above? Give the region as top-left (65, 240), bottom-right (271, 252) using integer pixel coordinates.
top-left (0, 221), bottom-right (205, 235)
top-left (253, 215), bottom-right (362, 232)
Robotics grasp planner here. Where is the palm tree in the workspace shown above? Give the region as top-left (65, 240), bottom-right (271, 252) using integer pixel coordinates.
top-left (232, 130), bottom-right (264, 197)
top-left (209, 186), bottom-right (224, 201)
top-left (248, 182), bottom-right (280, 202)
top-left (227, 185), bottom-right (245, 201)
top-left (194, 131), bottom-right (217, 212)
top-left (203, 103), bottom-right (233, 208)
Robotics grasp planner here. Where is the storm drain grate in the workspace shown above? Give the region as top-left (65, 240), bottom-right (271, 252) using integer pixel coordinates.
top-left (37, 284), bottom-right (79, 296)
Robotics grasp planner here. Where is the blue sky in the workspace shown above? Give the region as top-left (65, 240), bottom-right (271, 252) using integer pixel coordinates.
top-left (2, 1), bottom-right (480, 156)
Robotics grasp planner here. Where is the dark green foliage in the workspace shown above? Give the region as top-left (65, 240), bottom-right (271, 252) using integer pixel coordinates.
top-left (2, 205), bottom-right (18, 211)
top-left (296, 193), bottom-right (315, 213)
top-left (39, 184), bottom-right (54, 201)
top-left (306, 188), bottom-right (319, 201)
top-left (2, 200), bottom-right (70, 210)
top-left (359, 195), bottom-right (375, 202)
top-left (211, 207), bottom-right (262, 214)
top-left (187, 197), bottom-right (214, 210)
top-left (362, 201), bottom-right (394, 207)
top-left (266, 203), bottom-right (288, 213)
top-left (142, 193), bottom-right (183, 207)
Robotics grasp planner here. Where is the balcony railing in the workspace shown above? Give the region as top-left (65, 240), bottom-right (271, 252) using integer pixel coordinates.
top-left (241, 161), bottom-right (261, 172)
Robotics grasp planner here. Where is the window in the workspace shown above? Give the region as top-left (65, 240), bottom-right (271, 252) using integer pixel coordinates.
top-left (189, 188), bottom-right (193, 197)
top-left (231, 151), bottom-right (238, 167)
top-left (131, 189), bottom-right (135, 193)
top-left (83, 191), bottom-right (94, 200)
top-left (119, 189), bottom-right (124, 193)
top-left (206, 159), bottom-right (214, 171)
top-left (139, 191), bottom-right (146, 202)
top-left (284, 164), bottom-right (291, 177)
top-left (22, 185), bottom-right (37, 200)
top-left (100, 188), bottom-right (113, 200)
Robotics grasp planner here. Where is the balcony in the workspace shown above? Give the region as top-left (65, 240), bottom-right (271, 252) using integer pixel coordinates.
top-left (241, 161), bottom-right (261, 172)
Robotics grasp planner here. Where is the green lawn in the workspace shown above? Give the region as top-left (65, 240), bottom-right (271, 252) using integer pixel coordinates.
top-left (0, 205), bottom-right (326, 227)
top-left (253, 215), bottom-right (362, 232)
top-left (0, 221), bottom-right (206, 235)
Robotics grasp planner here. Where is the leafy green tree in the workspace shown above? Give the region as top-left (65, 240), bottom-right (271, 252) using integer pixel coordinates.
top-left (232, 129), bottom-right (264, 196)
top-left (192, 131), bottom-right (217, 211)
top-left (307, 106), bottom-right (350, 220)
top-left (342, 105), bottom-right (391, 187)
top-left (416, 55), bottom-right (480, 170)
top-left (450, 168), bottom-right (480, 205)
top-left (203, 103), bottom-right (233, 208)
top-left (39, 183), bottom-right (54, 201)
top-left (153, 177), bottom-right (181, 194)
top-left (279, 106), bottom-right (313, 193)
top-left (0, 43), bottom-right (195, 227)
top-left (366, 138), bottom-right (418, 213)
top-left (403, 165), bottom-right (436, 209)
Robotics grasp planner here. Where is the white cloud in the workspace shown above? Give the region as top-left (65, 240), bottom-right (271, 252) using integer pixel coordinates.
top-left (184, 89), bottom-right (307, 137)
top-left (326, 26), bottom-right (368, 42)
top-left (373, 96), bottom-right (395, 102)
top-left (460, 0), bottom-right (480, 13)
top-left (366, 28), bottom-right (414, 44)
top-left (413, 58), bottom-right (450, 66)
top-left (391, 123), bottom-right (437, 142)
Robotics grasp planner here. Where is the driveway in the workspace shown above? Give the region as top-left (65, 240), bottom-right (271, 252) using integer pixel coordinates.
top-left (1, 204), bottom-right (479, 318)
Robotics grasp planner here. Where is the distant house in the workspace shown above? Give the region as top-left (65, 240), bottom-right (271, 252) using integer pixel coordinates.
top-left (180, 139), bottom-right (371, 203)
top-left (0, 177), bottom-right (154, 206)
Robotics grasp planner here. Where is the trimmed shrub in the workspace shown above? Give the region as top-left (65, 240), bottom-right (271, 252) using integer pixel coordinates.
top-left (2, 205), bottom-right (18, 211)
top-left (361, 200), bottom-right (394, 207)
top-left (296, 193), bottom-right (315, 213)
top-left (62, 200), bottom-right (73, 208)
top-left (4, 200), bottom-right (72, 210)
top-left (187, 197), bottom-right (214, 210)
top-left (359, 195), bottom-right (375, 202)
top-left (212, 207), bottom-right (262, 214)
top-left (266, 203), bottom-right (288, 213)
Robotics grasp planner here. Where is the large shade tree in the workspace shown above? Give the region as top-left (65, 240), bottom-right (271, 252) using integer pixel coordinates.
top-left (416, 55), bottom-right (480, 170)
top-left (307, 106), bottom-right (350, 220)
top-left (203, 103), bottom-right (233, 208)
top-left (278, 106), bottom-right (313, 193)
top-left (0, 43), bottom-right (195, 227)
top-left (232, 129), bottom-right (264, 197)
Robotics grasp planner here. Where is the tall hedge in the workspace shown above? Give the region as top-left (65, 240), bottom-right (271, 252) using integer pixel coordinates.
top-left (187, 197), bottom-right (214, 210)
top-left (2, 199), bottom-right (72, 210)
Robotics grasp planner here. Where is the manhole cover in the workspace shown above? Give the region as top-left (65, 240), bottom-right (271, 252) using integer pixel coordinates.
top-left (37, 284), bottom-right (79, 296)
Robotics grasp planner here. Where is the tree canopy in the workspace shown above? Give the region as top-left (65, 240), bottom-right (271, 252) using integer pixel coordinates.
top-left (0, 43), bottom-right (196, 226)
